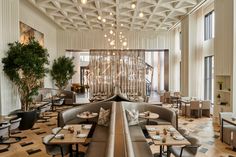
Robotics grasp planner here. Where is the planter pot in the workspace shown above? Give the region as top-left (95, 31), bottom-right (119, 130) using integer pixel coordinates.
top-left (17, 110), bottom-right (38, 130)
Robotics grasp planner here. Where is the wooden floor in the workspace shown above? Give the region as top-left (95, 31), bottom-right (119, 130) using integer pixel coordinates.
top-left (1, 93), bottom-right (236, 157)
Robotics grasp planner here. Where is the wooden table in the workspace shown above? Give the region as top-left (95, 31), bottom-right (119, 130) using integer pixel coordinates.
top-left (77, 112), bottom-right (98, 123)
top-left (146, 125), bottom-right (190, 157)
top-left (32, 101), bottom-right (50, 110)
top-left (221, 117), bottom-right (236, 142)
top-left (139, 112), bottom-right (159, 125)
top-left (50, 124), bottom-right (92, 157)
top-left (0, 115), bottom-right (17, 123)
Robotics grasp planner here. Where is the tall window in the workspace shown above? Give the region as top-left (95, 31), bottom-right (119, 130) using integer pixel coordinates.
top-left (204, 56), bottom-right (214, 102)
top-left (204, 11), bottom-right (215, 40)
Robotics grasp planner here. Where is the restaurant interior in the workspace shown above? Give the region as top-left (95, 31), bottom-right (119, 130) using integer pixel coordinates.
top-left (0, 0), bottom-right (236, 157)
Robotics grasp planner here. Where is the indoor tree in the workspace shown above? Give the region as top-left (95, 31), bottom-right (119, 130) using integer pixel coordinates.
top-left (2, 38), bottom-right (49, 111)
top-left (50, 56), bottom-right (76, 90)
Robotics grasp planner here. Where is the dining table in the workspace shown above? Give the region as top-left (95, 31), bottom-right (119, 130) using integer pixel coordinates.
top-left (146, 125), bottom-right (190, 157)
top-left (139, 112), bottom-right (159, 125)
top-left (49, 124), bottom-right (92, 157)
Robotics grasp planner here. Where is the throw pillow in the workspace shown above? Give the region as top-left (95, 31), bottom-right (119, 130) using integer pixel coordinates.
top-left (126, 109), bottom-right (139, 126)
top-left (98, 107), bottom-right (110, 126)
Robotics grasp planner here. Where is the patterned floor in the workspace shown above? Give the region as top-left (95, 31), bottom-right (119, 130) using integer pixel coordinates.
top-left (1, 94), bottom-right (236, 157)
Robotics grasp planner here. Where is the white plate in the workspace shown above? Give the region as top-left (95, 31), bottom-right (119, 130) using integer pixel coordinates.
top-left (63, 126), bottom-right (69, 130)
top-left (92, 113), bottom-right (98, 116)
top-left (168, 127), bottom-right (175, 132)
top-left (77, 134), bottom-right (87, 138)
top-left (173, 135), bottom-right (184, 140)
top-left (55, 134), bottom-right (64, 139)
top-left (139, 113), bottom-right (145, 116)
top-left (83, 125), bottom-right (92, 129)
top-left (147, 127), bottom-right (158, 131)
top-left (152, 135), bottom-right (161, 141)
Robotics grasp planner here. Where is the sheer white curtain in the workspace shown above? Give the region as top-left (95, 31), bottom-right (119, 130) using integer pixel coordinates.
top-left (195, 8), bottom-right (204, 99)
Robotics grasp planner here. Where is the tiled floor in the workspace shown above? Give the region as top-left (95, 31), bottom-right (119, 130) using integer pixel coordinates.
top-left (1, 91), bottom-right (236, 157)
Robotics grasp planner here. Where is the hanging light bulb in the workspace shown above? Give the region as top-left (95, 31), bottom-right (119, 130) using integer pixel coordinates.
top-left (104, 34), bottom-right (107, 38)
top-left (121, 23), bottom-right (124, 27)
top-left (123, 41), bottom-right (127, 46)
top-left (120, 32), bottom-right (122, 35)
top-left (102, 18), bottom-right (106, 23)
top-left (110, 12), bottom-right (113, 15)
top-left (139, 12), bottom-right (144, 18)
top-left (97, 16), bottom-right (102, 20)
top-left (111, 23), bottom-right (114, 27)
top-left (109, 30), bottom-right (113, 34)
top-left (131, 3), bottom-right (136, 9)
top-left (81, 0), bottom-right (87, 4)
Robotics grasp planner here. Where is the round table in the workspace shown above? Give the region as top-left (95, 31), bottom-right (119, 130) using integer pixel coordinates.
top-left (77, 112), bottom-right (98, 123)
top-left (139, 112), bottom-right (159, 125)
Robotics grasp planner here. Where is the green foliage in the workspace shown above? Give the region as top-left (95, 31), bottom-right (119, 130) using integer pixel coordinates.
top-left (50, 56), bottom-right (76, 90)
top-left (2, 38), bottom-right (49, 111)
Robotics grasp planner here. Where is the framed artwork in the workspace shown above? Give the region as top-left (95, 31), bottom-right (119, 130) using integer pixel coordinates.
top-left (20, 21), bottom-right (44, 47)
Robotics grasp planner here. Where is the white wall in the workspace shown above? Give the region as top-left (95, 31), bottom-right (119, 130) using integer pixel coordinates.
top-left (20, 0), bottom-right (58, 88)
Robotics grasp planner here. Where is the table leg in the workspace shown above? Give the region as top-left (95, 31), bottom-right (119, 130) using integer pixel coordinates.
top-left (69, 144), bottom-right (73, 157)
top-left (167, 146), bottom-right (171, 157)
top-left (75, 144), bottom-right (79, 157)
top-left (221, 119), bottom-right (224, 142)
top-left (160, 145), bottom-right (162, 157)
top-left (185, 103), bottom-right (187, 118)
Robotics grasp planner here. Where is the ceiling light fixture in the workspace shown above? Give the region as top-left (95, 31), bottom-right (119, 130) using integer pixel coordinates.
top-left (97, 16), bottom-right (101, 20)
top-left (123, 41), bottom-right (127, 46)
top-left (109, 30), bottom-right (113, 34)
top-left (104, 34), bottom-right (107, 38)
top-left (120, 32), bottom-right (122, 34)
top-left (110, 12), bottom-right (113, 15)
top-left (139, 12), bottom-right (144, 18)
top-left (121, 23), bottom-right (124, 27)
top-left (102, 18), bottom-right (106, 23)
top-left (131, 3), bottom-right (136, 9)
top-left (81, 0), bottom-right (87, 4)
top-left (111, 24), bottom-right (114, 27)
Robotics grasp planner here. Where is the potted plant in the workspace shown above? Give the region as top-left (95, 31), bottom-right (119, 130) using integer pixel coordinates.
top-left (50, 56), bottom-right (76, 91)
top-left (2, 38), bottom-right (49, 130)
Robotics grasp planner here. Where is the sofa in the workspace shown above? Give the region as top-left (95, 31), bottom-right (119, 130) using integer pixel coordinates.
top-left (58, 101), bottom-right (178, 157)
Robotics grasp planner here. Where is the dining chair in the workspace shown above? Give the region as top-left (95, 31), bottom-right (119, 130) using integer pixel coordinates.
top-left (169, 135), bottom-right (201, 157)
top-left (219, 112), bottom-right (236, 145)
top-left (52, 98), bottom-right (64, 111)
top-left (0, 123), bottom-right (11, 151)
top-left (5, 118), bottom-right (22, 143)
top-left (190, 101), bottom-right (201, 118)
top-left (43, 134), bottom-right (69, 157)
top-left (164, 92), bottom-right (171, 104)
top-left (201, 100), bottom-right (211, 117)
top-left (38, 103), bottom-right (52, 122)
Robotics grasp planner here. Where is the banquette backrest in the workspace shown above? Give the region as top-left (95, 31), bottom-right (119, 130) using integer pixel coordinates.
top-left (58, 101), bottom-right (114, 127)
top-left (122, 102), bottom-right (177, 128)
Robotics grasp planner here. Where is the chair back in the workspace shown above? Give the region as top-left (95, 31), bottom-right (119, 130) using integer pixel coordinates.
top-left (201, 100), bottom-right (211, 109)
top-left (10, 118), bottom-right (22, 130)
top-left (174, 92), bottom-right (180, 97)
top-left (0, 123), bottom-right (10, 136)
top-left (164, 92), bottom-right (170, 98)
top-left (185, 135), bottom-right (201, 154)
top-left (190, 101), bottom-right (200, 109)
top-left (219, 112), bottom-right (233, 125)
top-left (54, 98), bottom-right (64, 106)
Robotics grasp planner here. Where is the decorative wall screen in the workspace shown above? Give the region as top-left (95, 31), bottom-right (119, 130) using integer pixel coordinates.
top-left (89, 50), bottom-right (146, 100)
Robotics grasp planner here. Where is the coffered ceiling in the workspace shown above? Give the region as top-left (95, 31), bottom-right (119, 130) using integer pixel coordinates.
top-left (27, 0), bottom-right (204, 31)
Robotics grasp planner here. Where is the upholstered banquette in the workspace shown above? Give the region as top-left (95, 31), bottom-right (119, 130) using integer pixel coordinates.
top-left (58, 101), bottom-right (177, 157)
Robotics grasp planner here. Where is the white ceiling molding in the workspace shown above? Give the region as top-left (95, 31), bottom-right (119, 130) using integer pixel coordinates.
top-left (27, 0), bottom-right (204, 31)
